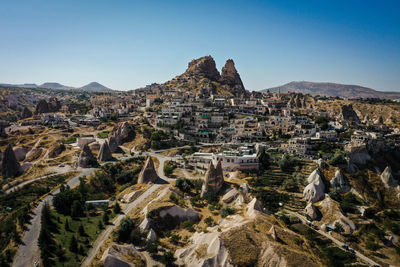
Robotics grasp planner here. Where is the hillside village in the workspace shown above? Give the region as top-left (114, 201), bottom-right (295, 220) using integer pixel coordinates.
top-left (1, 56), bottom-right (400, 267)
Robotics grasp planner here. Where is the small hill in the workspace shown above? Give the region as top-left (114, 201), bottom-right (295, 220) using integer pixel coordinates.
top-left (262, 81), bottom-right (400, 99)
top-left (40, 82), bottom-right (74, 90)
top-left (78, 82), bottom-right (113, 92)
top-left (164, 56), bottom-right (247, 97)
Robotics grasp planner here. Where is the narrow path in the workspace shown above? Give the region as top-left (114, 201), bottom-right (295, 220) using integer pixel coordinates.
top-left (284, 210), bottom-right (380, 267)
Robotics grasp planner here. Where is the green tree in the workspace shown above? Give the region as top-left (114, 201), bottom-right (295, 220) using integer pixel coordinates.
top-left (103, 212), bottom-right (109, 224)
top-left (69, 235), bottom-right (78, 253)
top-left (71, 200), bottom-right (84, 217)
top-left (113, 202), bottom-right (121, 214)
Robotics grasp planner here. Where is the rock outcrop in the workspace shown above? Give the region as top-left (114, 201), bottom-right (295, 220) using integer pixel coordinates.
top-left (220, 59), bottom-right (246, 96)
top-left (77, 144), bottom-right (98, 168)
top-left (112, 122), bottom-right (135, 145)
top-left (305, 203), bottom-right (321, 221)
top-left (34, 97), bottom-right (61, 114)
top-left (240, 183), bottom-right (250, 194)
top-left (159, 205), bottom-right (201, 222)
top-left (381, 166), bottom-right (399, 188)
top-left (201, 160), bottom-right (224, 197)
top-left (20, 106), bottom-right (33, 119)
top-left (137, 157), bottom-right (159, 184)
top-left (107, 135), bottom-right (119, 153)
top-left (1, 144), bottom-right (21, 178)
top-left (246, 198), bottom-right (264, 218)
top-left (315, 195), bottom-right (356, 234)
top-left (340, 104), bottom-right (360, 123)
top-left (303, 175), bottom-right (325, 203)
top-left (77, 137), bottom-right (95, 149)
top-left (101, 244), bottom-right (145, 267)
top-left (175, 230), bottom-right (232, 267)
top-left (97, 141), bottom-right (113, 161)
top-left (13, 147), bottom-right (27, 161)
top-left (122, 190), bottom-right (142, 203)
top-left (184, 56), bottom-right (221, 81)
top-left (307, 168), bottom-right (323, 184)
top-left (269, 225), bottom-right (278, 241)
top-left (330, 169), bottom-right (351, 193)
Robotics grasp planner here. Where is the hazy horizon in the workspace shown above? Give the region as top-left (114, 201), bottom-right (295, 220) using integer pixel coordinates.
top-left (1, 0), bottom-right (399, 92)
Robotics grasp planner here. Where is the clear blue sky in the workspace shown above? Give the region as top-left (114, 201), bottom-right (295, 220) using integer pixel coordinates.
top-left (1, 0), bottom-right (399, 91)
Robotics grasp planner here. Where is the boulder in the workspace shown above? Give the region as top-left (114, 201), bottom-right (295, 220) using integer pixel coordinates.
top-left (201, 160), bottom-right (224, 197)
top-left (77, 144), bottom-right (98, 168)
top-left (222, 188), bottom-right (239, 203)
top-left (330, 170), bottom-right (351, 193)
top-left (13, 147), bottom-right (27, 161)
top-left (98, 141), bottom-right (113, 161)
top-left (246, 198), bottom-right (264, 218)
top-left (381, 166), bottom-right (398, 188)
top-left (137, 157), bottom-right (159, 184)
top-left (1, 144), bottom-right (21, 178)
top-left (303, 176), bottom-right (325, 203)
top-left (122, 190), bottom-right (142, 203)
top-left (234, 194), bottom-right (244, 207)
top-left (307, 168), bottom-right (323, 184)
top-left (101, 244), bottom-right (144, 267)
top-left (20, 106), bottom-right (33, 119)
top-left (159, 205), bottom-right (201, 222)
top-left (304, 203), bottom-right (321, 221)
top-left (77, 137), bottom-right (95, 149)
top-left (113, 122), bottom-right (135, 145)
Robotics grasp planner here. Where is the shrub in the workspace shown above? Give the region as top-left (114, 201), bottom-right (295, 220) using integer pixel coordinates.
top-left (221, 206), bottom-right (235, 218)
top-left (175, 178), bottom-right (193, 193)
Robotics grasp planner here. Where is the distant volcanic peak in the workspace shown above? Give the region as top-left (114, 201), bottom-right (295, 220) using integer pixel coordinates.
top-left (185, 55), bottom-right (221, 81)
top-left (79, 82), bottom-right (112, 91)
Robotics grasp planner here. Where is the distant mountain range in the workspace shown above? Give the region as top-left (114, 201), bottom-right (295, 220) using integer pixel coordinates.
top-left (0, 81), bottom-right (113, 92)
top-left (262, 81), bottom-right (400, 99)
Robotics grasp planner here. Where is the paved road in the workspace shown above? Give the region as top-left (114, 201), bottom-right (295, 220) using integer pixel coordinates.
top-left (82, 152), bottom-right (170, 267)
top-left (12, 168), bottom-right (94, 267)
top-left (285, 210), bottom-right (380, 267)
top-left (12, 155), bottom-right (137, 267)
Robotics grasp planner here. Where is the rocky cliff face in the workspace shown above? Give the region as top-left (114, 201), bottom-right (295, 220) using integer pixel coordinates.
top-left (340, 104), bottom-right (360, 123)
top-left (1, 144), bottom-right (21, 178)
top-left (220, 59), bottom-right (246, 96)
top-left (165, 56), bottom-right (247, 97)
top-left (185, 56), bottom-right (221, 81)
